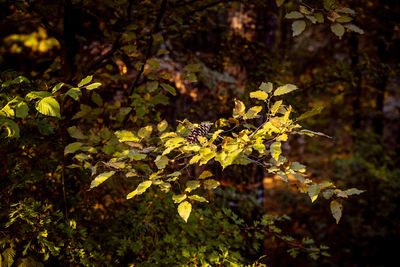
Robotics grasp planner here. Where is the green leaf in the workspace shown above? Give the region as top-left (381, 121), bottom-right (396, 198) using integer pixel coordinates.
top-left (185, 180), bottom-right (201, 192)
top-left (67, 126), bottom-right (86, 139)
top-left (330, 200), bottom-right (342, 224)
top-left (199, 170), bottom-right (213, 179)
top-left (245, 106), bottom-right (262, 119)
top-left (285, 11), bottom-right (304, 19)
top-left (274, 84), bottom-right (298, 96)
top-left (184, 64), bottom-right (201, 72)
top-left (86, 82), bottom-right (102, 90)
top-left (147, 81), bottom-right (159, 92)
top-left (188, 195), bottom-right (208, 202)
top-left (308, 184), bottom-right (321, 203)
top-left (331, 23), bottom-right (345, 39)
top-left (344, 24), bottom-right (364, 34)
top-left (250, 90), bottom-right (268, 101)
top-left (203, 179), bottom-right (220, 190)
top-left (66, 87), bottom-right (82, 101)
top-left (157, 120), bottom-right (168, 132)
top-left (126, 180), bottom-right (152, 199)
top-left (25, 91), bottom-right (52, 101)
top-left (115, 130), bottom-right (139, 142)
top-left (173, 194), bottom-right (187, 203)
top-left (314, 12), bottom-right (324, 23)
top-left (259, 82), bottom-right (273, 93)
top-left (64, 142), bottom-right (83, 155)
top-left (290, 162), bottom-right (306, 172)
top-left (336, 7), bottom-right (355, 15)
top-left (270, 141), bottom-right (281, 161)
top-left (233, 99), bottom-right (246, 118)
top-left (336, 15), bottom-right (353, 23)
top-left (147, 58), bottom-right (160, 69)
top-left (52, 82), bottom-right (64, 93)
top-left (36, 97), bottom-right (61, 118)
top-left (90, 171), bottom-right (116, 189)
top-left (345, 188), bottom-right (364, 196)
top-left (91, 91), bottom-right (103, 106)
top-left (177, 201), bottom-right (192, 222)
top-left (15, 101), bottom-right (29, 118)
top-left (0, 118), bottom-right (20, 138)
top-left (160, 83), bottom-right (176, 96)
top-left (292, 20), bottom-right (306, 36)
top-left (155, 155), bottom-right (168, 169)
top-left (78, 75), bottom-right (93, 87)
top-left (138, 125), bottom-right (153, 139)
top-left (323, 0), bottom-right (335, 10)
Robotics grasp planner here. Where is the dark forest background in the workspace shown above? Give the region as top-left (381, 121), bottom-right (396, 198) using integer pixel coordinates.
top-left (1, 0), bottom-right (399, 266)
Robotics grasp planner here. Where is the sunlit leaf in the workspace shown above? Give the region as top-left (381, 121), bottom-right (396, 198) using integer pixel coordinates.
top-left (86, 82), bottom-right (102, 90)
top-left (270, 100), bottom-right (282, 115)
top-left (64, 142), bottom-right (82, 155)
top-left (245, 106), bottom-right (262, 119)
top-left (250, 90), bottom-right (268, 101)
top-left (115, 130), bottom-right (139, 142)
top-left (292, 20), bottom-right (306, 36)
top-left (274, 84), bottom-right (298, 96)
top-left (270, 141), bottom-right (281, 161)
top-left (155, 155), bottom-right (168, 169)
top-left (173, 194), bottom-right (187, 204)
top-left (188, 195), bottom-right (208, 202)
top-left (199, 170), bottom-right (213, 179)
top-left (203, 179), bottom-right (220, 190)
top-left (157, 120), bottom-right (168, 132)
top-left (36, 97), bottom-right (61, 118)
top-left (177, 201), bottom-right (192, 222)
top-left (233, 99), bottom-right (246, 118)
top-left (90, 171), bottom-right (115, 189)
top-left (185, 180), bottom-right (200, 192)
top-left (52, 82), bottom-right (64, 93)
top-left (78, 75), bottom-right (93, 87)
top-left (290, 162), bottom-right (306, 172)
top-left (126, 180), bottom-right (152, 199)
top-left (138, 125), bottom-right (153, 139)
top-left (308, 184), bottom-right (320, 203)
top-left (25, 91), bottom-right (52, 101)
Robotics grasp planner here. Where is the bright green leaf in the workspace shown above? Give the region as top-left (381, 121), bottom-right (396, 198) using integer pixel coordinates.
top-left (36, 97), bottom-right (61, 118)
top-left (78, 75), bottom-right (93, 87)
top-left (52, 82), bottom-right (64, 93)
top-left (86, 82), bottom-right (102, 90)
top-left (25, 91), bottom-right (52, 101)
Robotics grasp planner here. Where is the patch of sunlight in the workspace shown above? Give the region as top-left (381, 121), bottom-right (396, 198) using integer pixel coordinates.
top-left (4, 27), bottom-right (60, 53)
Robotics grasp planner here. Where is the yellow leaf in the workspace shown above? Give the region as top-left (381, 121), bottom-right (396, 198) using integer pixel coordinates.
top-left (245, 106), bottom-right (262, 119)
top-left (138, 125), bottom-right (153, 139)
top-left (233, 99), bottom-right (246, 118)
top-left (177, 201), bottom-right (192, 222)
top-left (250, 90), bottom-right (268, 101)
top-left (199, 170), bottom-right (213, 179)
top-left (157, 120), bottom-right (168, 132)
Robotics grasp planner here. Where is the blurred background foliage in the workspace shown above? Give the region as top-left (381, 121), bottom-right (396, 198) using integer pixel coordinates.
top-left (0, 0), bottom-right (399, 266)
